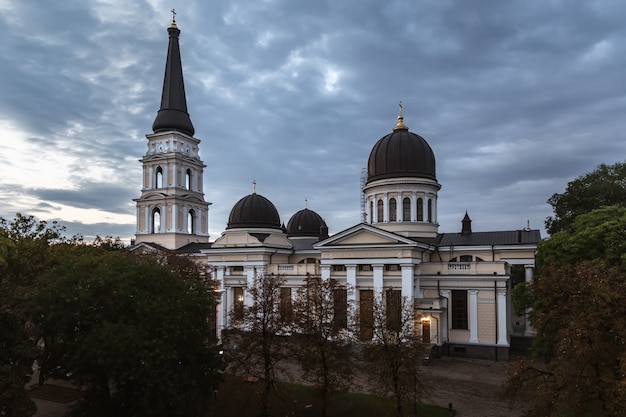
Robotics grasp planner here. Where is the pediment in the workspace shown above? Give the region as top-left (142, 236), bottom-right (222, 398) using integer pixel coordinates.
top-left (315, 223), bottom-right (417, 248)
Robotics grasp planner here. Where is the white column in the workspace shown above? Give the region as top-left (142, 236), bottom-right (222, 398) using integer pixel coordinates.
top-left (216, 267), bottom-right (225, 337)
top-left (524, 265), bottom-right (535, 336)
top-left (497, 288), bottom-right (509, 345)
top-left (411, 194), bottom-right (417, 222)
top-left (440, 290), bottom-right (450, 342)
top-left (373, 264), bottom-right (384, 294)
top-left (321, 264), bottom-right (331, 280)
top-left (469, 290), bottom-right (479, 343)
top-left (346, 265), bottom-right (357, 305)
top-left (401, 264), bottom-right (414, 300)
top-left (148, 165), bottom-right (154, 188)
top-left (144, 206), bottom-right (150, 232)
top-left (244, 266), bottom-right (255, 307)
top-left (396, 196), bottom-right (402, 222)
top-left (173, 203), bottom-right (178, 232)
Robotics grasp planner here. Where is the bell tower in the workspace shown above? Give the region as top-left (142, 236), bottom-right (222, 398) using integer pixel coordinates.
top-left (134, 16), bottom-right (210, 249)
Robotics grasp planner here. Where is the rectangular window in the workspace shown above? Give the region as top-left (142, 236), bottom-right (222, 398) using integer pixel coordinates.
top-left (385, 264), bottom-right (399, 271)
top-left (333, 287), bottom-right (348, 332)
top-left (358, 264), bottom-right (371, 271)
top-left (451, 290), bottom-right (468, 329)
top-left (386, 289), bottom-right (402, 332)
top-left (233, 287), bottom-right (244, 320)
top-left (332, 265), bottom-right (346, 272)
top-left (359, 290), bottom-right (374, 341)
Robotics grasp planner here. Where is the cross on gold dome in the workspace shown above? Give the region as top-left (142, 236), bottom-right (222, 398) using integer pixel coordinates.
top-left (252, 180), bottom-right (257, 194)
top-left (393, 100), bottom-right (408, 131)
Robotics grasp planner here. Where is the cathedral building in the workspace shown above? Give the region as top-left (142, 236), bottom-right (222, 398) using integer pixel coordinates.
top-left (134, 20), bottom-right (540, 360)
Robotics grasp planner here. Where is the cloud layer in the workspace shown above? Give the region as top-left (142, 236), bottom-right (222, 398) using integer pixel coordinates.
top-left (1, 0), bottom-right (625, 241)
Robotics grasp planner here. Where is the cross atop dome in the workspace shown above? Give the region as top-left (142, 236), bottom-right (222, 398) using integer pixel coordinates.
top-left (393, 101), bottom-right (408, 131)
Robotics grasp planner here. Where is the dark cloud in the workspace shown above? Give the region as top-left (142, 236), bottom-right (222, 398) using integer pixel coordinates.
top-left (2, 0), bottom-right (626, 241)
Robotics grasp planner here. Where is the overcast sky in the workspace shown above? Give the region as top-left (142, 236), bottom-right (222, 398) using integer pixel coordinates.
top-left (1, 0), bottom-right (625, 243)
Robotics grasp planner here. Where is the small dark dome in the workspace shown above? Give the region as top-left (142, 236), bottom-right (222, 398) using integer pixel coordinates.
top-left (227, 193), bottom-right (281, 229)
top-left (287, 208), bottom-right (328, 238)
top-left (367, 116), bottom-right (436, 183)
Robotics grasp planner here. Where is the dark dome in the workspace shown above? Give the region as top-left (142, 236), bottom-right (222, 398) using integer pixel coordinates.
top-left (287, 208), bottom-right (328, 238)
top-left (227, 193), bottom-right (281, 229)
top-left (367, 117), bottom-right (436, 183)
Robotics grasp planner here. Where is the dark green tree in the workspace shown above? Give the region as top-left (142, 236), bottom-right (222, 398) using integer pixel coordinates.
top-left (0, 214), bottom-right (65, 417)
top-left (28, 247), bottom-right (222, 417)
top-left (545, 161), bottom-right (626, 235)
top-left (507, 207), bottom-right (626, 416)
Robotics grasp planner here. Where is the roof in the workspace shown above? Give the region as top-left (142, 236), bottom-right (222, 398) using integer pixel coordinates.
top-left (151, 23), bottom-right (195, 136)
top-left (176, 242), bottom-right (212, 254)
top-left (435, 229), bottom-right (542, 247)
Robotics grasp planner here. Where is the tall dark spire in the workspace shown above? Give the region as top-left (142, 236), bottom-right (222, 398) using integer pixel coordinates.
top-left (152, 18), bottom-right (195, 136)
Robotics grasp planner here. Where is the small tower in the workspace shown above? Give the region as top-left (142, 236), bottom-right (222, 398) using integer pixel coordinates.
top-left (461, 211), bottom-right (472, 235)
top-left (134, 16), bottom-right (210, 249)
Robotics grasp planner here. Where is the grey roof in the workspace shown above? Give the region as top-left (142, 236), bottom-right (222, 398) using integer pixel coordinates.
top-left (176, 242), bottom-right (212, 254)
top-left (290, 237), bottom-right (322, 251)
top-left (435, 229), bottom-right (541, 247)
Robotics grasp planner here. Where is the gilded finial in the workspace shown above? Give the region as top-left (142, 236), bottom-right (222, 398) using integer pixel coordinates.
top-left (252, 180), bottom-right (257, 194)
top-left (170, 8), bottom-right (177, 28)
top-left (393, 100), bottom-right (408, 131)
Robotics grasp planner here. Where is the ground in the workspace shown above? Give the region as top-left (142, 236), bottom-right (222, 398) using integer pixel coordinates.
top-left (30, 356), bottom-right (527, 417)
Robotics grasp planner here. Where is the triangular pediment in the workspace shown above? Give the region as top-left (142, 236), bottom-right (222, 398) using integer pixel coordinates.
top-left (315, 223), bottom-right (418, 248)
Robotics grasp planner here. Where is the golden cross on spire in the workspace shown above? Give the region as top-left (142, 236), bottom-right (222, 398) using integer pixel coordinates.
top-left (305, 198), bottom-right (308, 209)
top-left (252, 180), bottom-right (257, 194)
top-left (399, 100), bottom-right (403, 116)
top-left (170, 8), bottom-right (177, 27)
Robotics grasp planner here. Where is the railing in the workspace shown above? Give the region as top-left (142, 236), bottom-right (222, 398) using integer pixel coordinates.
top-left (420, 262), bottom-right (507, 276)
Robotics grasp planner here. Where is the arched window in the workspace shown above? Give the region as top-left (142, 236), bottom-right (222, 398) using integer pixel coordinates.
top-left (402, 198), bottom-right (411, 221)
top-left (152, 208), bottom-right (161, 233)
top-left (186, 169), bottom-right (192, 190)
top-left (377, 199), bottom-right (384, 223)
top-left (427, 199), bottom-right (433, 222)
top-left (369, 201), bottom-right (374, 223)
top-left (187, 210), bottom-right (195, 234)
top-left (155, 166), bottom-right (163, 189)
top-left (417, 198), bottom-right (423, 221)
top-left (389, 198), bottom-right (397, 222)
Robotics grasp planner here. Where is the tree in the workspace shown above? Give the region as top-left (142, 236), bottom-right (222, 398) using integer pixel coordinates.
top-left (363, 290), bottom-right (428, 417)
top-left (224, 273), bottom-right (288, 417)
top-left (27, 246), bottom-right (222, 417)
top-left (0, 214), bottom-right (65, 417)
top-left (545, 161), bottom-right (626, 235)
top-left (507, 207), bottom-right (626, 416)
top-left (291, 277), bottom-right (355, 417)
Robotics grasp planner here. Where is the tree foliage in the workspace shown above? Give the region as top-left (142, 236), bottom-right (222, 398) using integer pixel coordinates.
top-left (27, 246), bottom-right (222, 417)
top-left (506, 261), bottom-right (626, 416)
top-left (545, 161), bottom-right (626, 235)
top-left (291, 278), bottom-right (355, 417)
top-left (363, 291), bottom-right (428, 417)
top-left (224, 273), bottom-right (288, 417)
top-left (0, 214), bottom-right (65, 417)
top-left (508, 207), bottom-right (626, 416)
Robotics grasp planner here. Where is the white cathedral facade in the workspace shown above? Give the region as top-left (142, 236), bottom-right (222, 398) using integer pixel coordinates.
top-left (133, 20), bottom-right (540, 360)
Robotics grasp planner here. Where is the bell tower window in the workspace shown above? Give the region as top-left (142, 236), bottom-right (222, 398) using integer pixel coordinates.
top-left (187, 209), bottom-right (195, 234)
top-left (155, 167), bottom-right (163, 189)
top-left (377, 199), bottom-right (384, 223)
top-left (402, 198), bottom-right (410, 221)
top-left (186, 169), bottom-right (192, 190)
top-left (389, 198), bottom-right (397, 222)
top-left (152, 208), bottom-right (161, 233)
